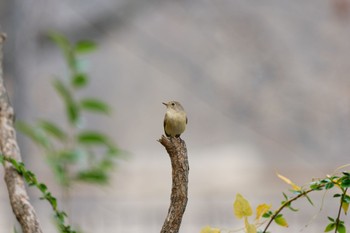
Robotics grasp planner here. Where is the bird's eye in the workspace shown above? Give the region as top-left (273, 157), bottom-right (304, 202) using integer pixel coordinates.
top-left (171, 102), bottom-right (175, 106)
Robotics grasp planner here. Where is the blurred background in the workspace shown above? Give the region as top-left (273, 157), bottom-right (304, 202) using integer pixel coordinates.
top-left (1, 0), bottom-right (350, 232)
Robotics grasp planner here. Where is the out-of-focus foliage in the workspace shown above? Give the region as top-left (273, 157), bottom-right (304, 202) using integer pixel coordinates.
top-left (201, 170), bottom-right (350, 233)
top-left (17, 32), bottom-right (121, 187)
top-left (1, 155), bottom-right (77, 233)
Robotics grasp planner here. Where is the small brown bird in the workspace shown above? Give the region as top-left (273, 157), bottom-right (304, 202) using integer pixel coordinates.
top-left (163, 101), bottom-right (187, 137)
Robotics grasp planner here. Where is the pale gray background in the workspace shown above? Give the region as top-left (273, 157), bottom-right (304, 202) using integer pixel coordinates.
top-left (1, 0), bottom-right (350, 232)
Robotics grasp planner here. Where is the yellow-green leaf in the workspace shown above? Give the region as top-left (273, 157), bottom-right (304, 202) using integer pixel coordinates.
top-left (277, 173), bottom-right (301, 191)
top-left (200, 226), bottom-right (220, 233)
top-left (234, 193), bottom-right (253, 219)
top-left (245, 217), bottom-right (257, 233)
top-left (342, 202), bottom-right (349, 215)
top-left (256, 204), bottom-right (271, 220)
top-left (274, 215), bottom-right (288, 227)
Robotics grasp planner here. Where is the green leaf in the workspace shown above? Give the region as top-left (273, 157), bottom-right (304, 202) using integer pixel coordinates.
top-left (16, 121), bottom-right (51, 149)
top-left (71, 73), bottom-right (88, 88)
top-left (305, 193), bottom-right (314, 206)
top-left (38, 120), bottom-right (67, 141)
top-left (52, 79), bottom-right (81, 125)
top-left (55, 211), bottom-right (67, 222)
top-left (48, 32), bottom-right (71, 57)
top-left (80, 98), bottom-right (110, 114)
top-left (310, 181), bottom-right (323, 191)
top-left (57, 149), bottom-right (84, 162)
top-left (76, 131), bottom-right (110, 145)
top-left (343, 172), bottom-right (350, 177)
top-left (38, 183), bottom-right (48, 193)
top-left (337, 223), bottom-right (346, 233)
top-left (53, 79), bottom-right (72, 102)
top-left (274, 214), bottom-right (288, 227)
top-left (282, 192), bottom-right (288, 200)
top-left (106, 145), bottom-right (120, 157)
top-left (76, 169), bottom-right (108, 184)
top-left (46, 192), bottom-right (57, 209)
top-left (340, 178), bottom-right (350, 188)
top-left (24, 170), bottom-right (37, 185)
top-left (74, 40), bottom-right (97, 54)
top-left (325, 182), bottom-right (334, 189)
top-left (325, 223), bottom-right (335, 232)
top-left (67, 101), bottom-right (80, 126)
top-left (262, 211), bottom-right (273, 218)
top-left (48, 32), bottom-right (77, 72)
top-left (343, 194), bottom-right (350, 203)
top-left (99, 158), bottom-right (114, 170)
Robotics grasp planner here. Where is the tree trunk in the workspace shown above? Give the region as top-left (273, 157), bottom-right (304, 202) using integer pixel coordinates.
top-left (0, 33), bottom-right (43, 233)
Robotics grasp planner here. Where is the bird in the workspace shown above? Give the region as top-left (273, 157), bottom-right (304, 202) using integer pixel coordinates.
top-left (163, 101), bottom-right (187, 138)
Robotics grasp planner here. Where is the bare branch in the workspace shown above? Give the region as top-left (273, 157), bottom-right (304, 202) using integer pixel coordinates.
top-left (0, 33), bottom-right (43, 233)
top-left (158, 135), bottom-right (189, 233)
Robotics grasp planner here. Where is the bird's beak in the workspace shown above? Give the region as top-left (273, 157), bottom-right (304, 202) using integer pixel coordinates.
top-left (162, 102), bottom-right (167, 107)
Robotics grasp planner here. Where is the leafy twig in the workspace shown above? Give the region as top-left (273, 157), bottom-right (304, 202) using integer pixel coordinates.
top-left (262, 188), bottom-right (317, 233)
top-left (1, 155), bottom-right (77, 233)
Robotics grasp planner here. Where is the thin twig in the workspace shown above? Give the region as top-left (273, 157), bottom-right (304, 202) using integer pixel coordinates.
top-left (262, 188), bottom-right (315, 233)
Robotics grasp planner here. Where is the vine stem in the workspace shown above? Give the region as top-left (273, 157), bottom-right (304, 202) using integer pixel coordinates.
top-left (262, 188), bottom-right (317, 233)
top-left (334, 187), bottom-right (348, 233)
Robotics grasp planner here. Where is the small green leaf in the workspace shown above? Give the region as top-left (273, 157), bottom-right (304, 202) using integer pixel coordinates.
top-left (340, 178), bottom-right (350, 188)
top-left (48, 32), bottom-right (70, 56)
top-left (76, 169), bottom-right (108, 184)
top-left (53, 79), bottom-right (81, 124)
top-left (38, 120), bottom-right (67, 141)
top-left (67, 102), bottom-right (80, 126)
top-left (325, 182), bottom-right (334, 189)
top-left (46, 192), bottom-right (57, 209)
top-left (16, 121), bottom-right (51, 149)
top-left (76, 131), bottom-right (110, 145)
top-left (55, 210), bottom-right (67, 222)
top-left (282, 192), bottom-right (288, 200)
top-left (74, 40), bottom-right (97, 54)
top-left (305, 193), bottom-right (314, 206)
top-left (328, 216), bottom-right (335, 222)
top-left (53, 79), bottom-right (72, 102)
top-left (80, 98), bottom-right (110, 114)
top-left (48, 32), bottom-right (77, 72)
top-left (38, 183), bottom-right (48, 193)
top-left (274, 214), bottom-right (288, 227)
top-left (24, 170), bottom-right (37, 185)
top-left (106, 145), bottom-right (120, 157)
top-left (263, 211), bottom-right (273, 218)
top-left (338, 223), bottom-right (346, 233)
top-left (310, 181), bottom-right (323, 191)
top-left (57, 149), bottom-right (84, 162)
top-left (71, 73), bottom-right (88, 88)
top-left (324, 223), bottom-right (335, 232)
top-left (343, 195), bottom-right (350, 203)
